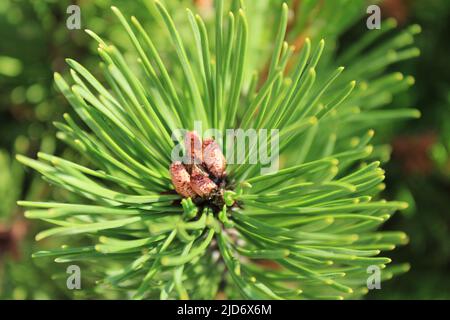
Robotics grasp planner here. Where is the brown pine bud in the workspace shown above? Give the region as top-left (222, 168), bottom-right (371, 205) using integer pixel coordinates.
top-left (190, 165), bottom-right (218, 197)
top-left (203, 138), bottom-right (226, 178)
top-left (184, 131), bottom-right (203, 164)
top-left (170, 161), bottom-right (197, 198)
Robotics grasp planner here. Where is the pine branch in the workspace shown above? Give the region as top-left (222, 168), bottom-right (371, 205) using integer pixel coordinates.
top-left (17, 1), bottom-right (418, 299)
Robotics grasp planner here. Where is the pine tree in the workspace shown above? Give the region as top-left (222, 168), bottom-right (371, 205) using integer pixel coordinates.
top-left (18, 1), bottom-right (419, 299)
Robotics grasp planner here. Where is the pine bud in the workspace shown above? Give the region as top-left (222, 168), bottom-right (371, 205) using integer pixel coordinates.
top-left (170, 161), bottom-right (197, 198)
top-left (170, 134), bottom-right (226, 200)
top-left (184, 131), bottom-right (203, 164)
top-left (190, 165), bottom-right (218, 197)
top-left (203, 138), bottom-right (227, 178)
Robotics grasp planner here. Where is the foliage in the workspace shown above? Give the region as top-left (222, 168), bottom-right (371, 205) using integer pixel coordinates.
top-left (16, 0), bottom-right (420, 299)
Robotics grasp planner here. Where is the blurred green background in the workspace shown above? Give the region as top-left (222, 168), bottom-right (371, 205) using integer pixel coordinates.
top-left (0, 0), bottom-right (449, 299)
top-left (369, 0), bottom-right (450, 299)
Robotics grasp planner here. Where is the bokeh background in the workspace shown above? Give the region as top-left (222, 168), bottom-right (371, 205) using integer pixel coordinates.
top-left (0, 0), bottom-right (449, 299)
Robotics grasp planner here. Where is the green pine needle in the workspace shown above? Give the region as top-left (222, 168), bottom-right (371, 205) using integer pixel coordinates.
top-left (17, 1), bottom-right (418, 300)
